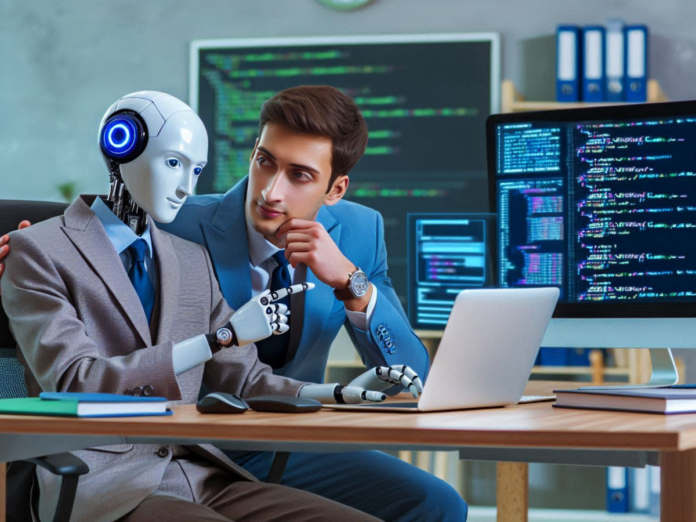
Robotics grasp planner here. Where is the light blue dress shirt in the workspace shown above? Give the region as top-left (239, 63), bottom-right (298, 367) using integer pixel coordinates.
top-left (91, 197), bottom-right (157, 290)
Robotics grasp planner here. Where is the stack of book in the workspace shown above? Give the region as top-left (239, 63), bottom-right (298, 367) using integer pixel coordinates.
top-left (554, 386), bottom-right (696, 414)
top-left (0, 392), bottom-right (171, 418)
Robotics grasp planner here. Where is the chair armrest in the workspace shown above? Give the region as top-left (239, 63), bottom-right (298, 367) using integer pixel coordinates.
top-left (25, 453), bottom-right (89, 476)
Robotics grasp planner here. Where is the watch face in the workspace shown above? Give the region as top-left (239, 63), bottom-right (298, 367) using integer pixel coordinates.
top-left (350, 271), bottom-right (370, 297)
top-left (316, 0), bottom-right (374, 11)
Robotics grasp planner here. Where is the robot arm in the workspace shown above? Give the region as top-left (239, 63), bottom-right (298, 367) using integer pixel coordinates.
top-left (299, 365), bottom-right (424, 404)
top-left (171, 283), bottom-right (314, 376)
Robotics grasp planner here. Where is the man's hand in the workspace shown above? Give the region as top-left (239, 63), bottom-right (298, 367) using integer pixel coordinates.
top-left (0, 221), bottom-right (31, 296)
top-left (277, 219), bottom-right (372, 312)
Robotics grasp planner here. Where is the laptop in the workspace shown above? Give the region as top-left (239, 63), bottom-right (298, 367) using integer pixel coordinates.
top-left (327, 287), bottom-right (560, 413)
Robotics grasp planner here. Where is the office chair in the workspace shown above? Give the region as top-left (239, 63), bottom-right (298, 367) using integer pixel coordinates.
top-left (1, 199), bottom-right (89, 522)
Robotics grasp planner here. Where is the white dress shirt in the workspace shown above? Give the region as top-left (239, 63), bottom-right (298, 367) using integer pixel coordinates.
top-left (245, 218), bottom-right (377, 330)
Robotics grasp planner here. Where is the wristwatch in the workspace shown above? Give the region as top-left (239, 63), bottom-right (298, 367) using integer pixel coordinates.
top-left (333, 268), bottom-right (370, 301)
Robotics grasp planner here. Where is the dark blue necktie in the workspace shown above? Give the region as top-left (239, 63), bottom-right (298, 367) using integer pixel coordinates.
top-left (255, 250), bottom-right (291, 369)
top-left (127, 238), bottom-right (155, 324)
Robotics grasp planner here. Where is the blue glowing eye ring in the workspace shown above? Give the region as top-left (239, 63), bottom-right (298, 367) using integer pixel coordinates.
top-left (107, 123), bottom-right (131, 149)
top-left (99, 111), bottom-right (148, 164)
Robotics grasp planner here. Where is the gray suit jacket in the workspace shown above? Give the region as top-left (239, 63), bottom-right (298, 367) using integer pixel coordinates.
top-left (1, 196), bottom-right (307, 522)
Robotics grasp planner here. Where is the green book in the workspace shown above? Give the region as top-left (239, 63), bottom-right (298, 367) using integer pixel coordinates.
top-left (0, 397), bottom-right (79, 417)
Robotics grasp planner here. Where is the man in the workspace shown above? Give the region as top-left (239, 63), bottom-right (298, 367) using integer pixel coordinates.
top-left (0, 91), bottom-right (386, 522)
top-left (1, 86), bottom-right (469, 520)
top-left (157, 85), bottom-right (467, 521)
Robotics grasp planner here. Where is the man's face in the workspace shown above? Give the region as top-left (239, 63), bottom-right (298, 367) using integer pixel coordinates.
top-left (246, 123), bottom-right (344, 246)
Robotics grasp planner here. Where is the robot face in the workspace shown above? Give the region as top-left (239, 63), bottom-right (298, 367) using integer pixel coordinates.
top-left (119, 111), bottom-right (208, 223)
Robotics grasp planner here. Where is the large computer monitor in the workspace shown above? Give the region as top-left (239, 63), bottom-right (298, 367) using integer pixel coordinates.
top-left (190, 34), bottom-right (500, 304)
top-left (407, 213), bottom-right (496, 330)
top-left (488, 101), bottom-right (696, 385)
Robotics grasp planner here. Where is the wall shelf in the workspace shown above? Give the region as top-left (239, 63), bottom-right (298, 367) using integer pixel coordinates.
top-left (500, 79), bottom-right (668, 113)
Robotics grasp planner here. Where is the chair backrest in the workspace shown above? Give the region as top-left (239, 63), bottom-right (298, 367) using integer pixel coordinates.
top-left (0, 200), bottom-right (69, 393)
top-left (0, 200), bottom-right (70, 522)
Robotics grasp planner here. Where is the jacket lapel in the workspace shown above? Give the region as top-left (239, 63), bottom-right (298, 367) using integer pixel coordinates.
top-left (150, 221), bottom-right (180, 346)
top-left (61, 197), bottom-right (152, 347)
top-left (200, 180), bottom-right (252, 310)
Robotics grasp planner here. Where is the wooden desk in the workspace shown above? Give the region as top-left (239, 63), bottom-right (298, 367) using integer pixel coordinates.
top-left (2, 381), bottom-right (695, 521)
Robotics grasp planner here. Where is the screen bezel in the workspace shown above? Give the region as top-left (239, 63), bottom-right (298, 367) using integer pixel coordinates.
top-left (487, 100), bottom-right (696, 319)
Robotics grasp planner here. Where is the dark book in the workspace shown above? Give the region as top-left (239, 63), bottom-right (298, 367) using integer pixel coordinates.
top-left (553, 387), bottom-right (696, 414)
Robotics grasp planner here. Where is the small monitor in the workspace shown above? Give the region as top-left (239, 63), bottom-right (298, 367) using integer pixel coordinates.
top-left (408, 213), bottom-right (496, 330)
top-left (488, 101), bottom-right (696, 352)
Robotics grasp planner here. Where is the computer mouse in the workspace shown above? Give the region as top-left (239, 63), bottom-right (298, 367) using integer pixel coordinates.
top-left (245, 395), bottom-right (322, 413)
top-left (196, 392), bottom-right (249, 414)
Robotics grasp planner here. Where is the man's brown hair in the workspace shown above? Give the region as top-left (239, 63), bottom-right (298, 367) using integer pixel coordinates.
top-left (259, 85), bottom-right (369, 189)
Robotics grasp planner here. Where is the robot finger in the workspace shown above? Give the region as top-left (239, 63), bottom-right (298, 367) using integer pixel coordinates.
top-left (388, 368), bottom-right (419, 399)
top-left (273, 323), bottom-right (290, 335)
top-left (265, 304), bottom-right (281, 315)
top-left (275, 303), bottom-right (289, 315)
top-left (376, 366), bottom-right (403, 386)
top-left (269, 283), bottom-right (316, 303)
top-left (258, 289), bottom-right (272, 306)
top-left (362, 390), bottom-right (387, 402)
top-left (396, 365), bottom-right (424, 394)
top-left (341, 386), bottom-right (386, 404)
top-left (275, 314), bottom-right (288, 325)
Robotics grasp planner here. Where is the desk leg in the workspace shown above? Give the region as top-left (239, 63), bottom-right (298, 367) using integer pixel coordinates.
top-left (1, 462), bottom-right (6, 522)
top-left (661, 449), bottom-right (696, 522)
top-left (496, 462), bottom-right (528, 522)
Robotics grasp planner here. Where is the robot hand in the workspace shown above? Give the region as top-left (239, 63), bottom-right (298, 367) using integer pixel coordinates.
top-left (299, 365), bottom-right (424, 404)
top-left (228, 283), bottom-right (315, 346)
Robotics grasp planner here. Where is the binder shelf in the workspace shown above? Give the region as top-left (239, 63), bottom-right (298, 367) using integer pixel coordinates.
top-left (500, 79), bottom-right (667, 114)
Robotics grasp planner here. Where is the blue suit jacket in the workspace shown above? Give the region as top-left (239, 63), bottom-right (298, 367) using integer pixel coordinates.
top-left (158, 177), bottom-right (429, 384)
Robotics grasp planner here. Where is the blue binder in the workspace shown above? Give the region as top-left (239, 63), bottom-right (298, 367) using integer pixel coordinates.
top-left (648, 465), bottom-right (660, 517)
top-left (605, 19), bottom-right (625, 102)
top-left (607, 467), bottom-right (629, 513)
top-left (567, 348), bottom-right (590, 366)
top-left (629, 467), bottom-right (650, 514)
top-left (582, 26), bottom-right (605, 102)
top-left (556, 26), bottom-right (582, 102)
top-left (624, 25), bottom-right (649, 102)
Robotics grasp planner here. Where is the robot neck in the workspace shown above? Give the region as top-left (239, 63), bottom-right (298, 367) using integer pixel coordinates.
top-left (106, 176), bottom-right (148, 236)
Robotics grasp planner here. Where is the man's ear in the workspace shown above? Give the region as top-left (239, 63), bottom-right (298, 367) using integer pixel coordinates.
top-left (324, 175), bottom-right (349, 206)
top-left (249, 138), bottom-right (259, 162)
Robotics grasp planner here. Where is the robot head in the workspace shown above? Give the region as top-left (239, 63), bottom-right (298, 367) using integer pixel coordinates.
top-left (98, 91), bottom-right (208, 223)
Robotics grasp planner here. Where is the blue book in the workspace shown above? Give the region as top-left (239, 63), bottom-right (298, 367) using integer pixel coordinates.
top-left (556, 26), bottom-right (582, 102)
top-left (607, 467), bottom-right (629, 513)
top-left (582, 26), bottom-right (606, 102)
top-left (624, 25), bottom-right (649, 102)
top-left (605, 19), bottom-right (625, 101)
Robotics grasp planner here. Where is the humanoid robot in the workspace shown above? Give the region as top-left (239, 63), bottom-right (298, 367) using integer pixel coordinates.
top-left (97, 91), bottom-right (423, 403)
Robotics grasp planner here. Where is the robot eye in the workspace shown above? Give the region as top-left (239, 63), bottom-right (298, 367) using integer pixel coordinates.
top-left (167, 158), bottom-right (181, 168)
top-left (194, 166), bottom-right (203, 176)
